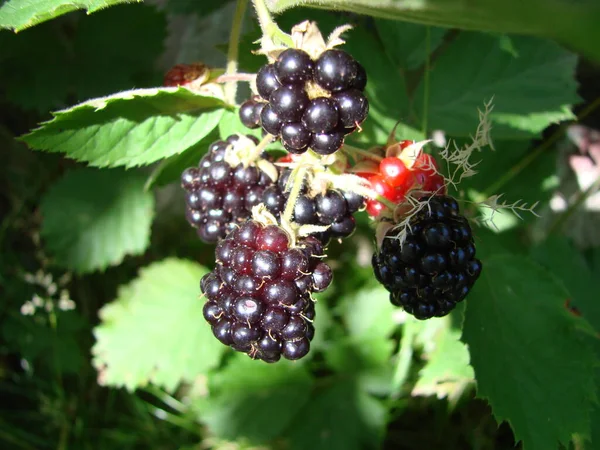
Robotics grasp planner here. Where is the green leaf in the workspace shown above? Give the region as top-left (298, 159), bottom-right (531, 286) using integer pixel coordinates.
top-left (457, 139), bottom-right (556, 224)
top-left (22, 88), bottom-right (226, 168)
top-left (462, 255), bottom-right (597, 450)
top-left (412, 317), bottom-right (474, 403)
top-left (530, 237), bottom-right (600, 331)
top-left (166, 0), bottom-right (233, 15)
top-left (40, 168), bottom-right (154, 273)
top-left (341, 284), bottom-right (397, 339)
top-left (218, 109), bottom-right (263, 141)
top-left (414, 33), bottom-right (579, 138)
top-left (198, 353), bottom-right (313, 443)
top-left (144, 129), bottom-right (219, 190)
top-left (266, 0), bottom-right (600, 64)
top-left (375, 20), bottom-right (448, 71)
top-left (92, 258), bottom-right (223, 392)
top-left (286, 379), bottom-right (387, 450)
top-left (0, 0), bottom-right (140, 31)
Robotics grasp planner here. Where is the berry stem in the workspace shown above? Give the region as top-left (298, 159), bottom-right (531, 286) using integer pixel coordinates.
top-left (248, 133), bottom-right (275, 161)
top-left (224, 0), bottom-right (248, 105)
top-left (282, 166), bottom-right (308, 223)
top-left (214, 73), bottom-right (256, 83)
top-left (342, 144), bottom-right (383, 162)
top-left (390, 316), bottom-right (418, 398)
top-left (251, 0), bottom-right (294, 47)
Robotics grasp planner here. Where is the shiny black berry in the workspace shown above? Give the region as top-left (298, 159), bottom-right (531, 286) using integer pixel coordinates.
top-left (314, 49), bottom-right (359, 92)
top-left (274, 49), bottom-right (314, 84)
top-left (372, 195), bottom-right (482, 320)
top-left (256, 64), bottom-right (282, 100)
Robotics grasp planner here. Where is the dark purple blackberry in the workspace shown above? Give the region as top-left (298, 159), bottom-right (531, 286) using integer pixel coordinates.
top-left (200, 220), bottom-right (333, 362)
top-left (262, 169), bottom-right (363, 242)
top-left (302, 98), bottom-right (340, 133)
top-left (372, 195), bottom-right (482, 320)
top-left (181, 136), bottom-right (276, 243)
top-left (256, 64), bottom-right (282, 100)
top-left (270, 85), bottom-right (309, 122)
top-left (281, 122), bottom-right (311, 154)
top-left (249, 47), bottom-right (368, 154)
top-left (274, 49), bottom-right (314, 84)
top-left (332, 89), bottom-right (369, 128)
top-left (314, 49), bottom-right (359, 92)
top-left (239, 98), bottom-right (265, 129)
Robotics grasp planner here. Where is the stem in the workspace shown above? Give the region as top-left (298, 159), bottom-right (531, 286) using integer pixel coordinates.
top-left (391, 317), bottom-right (417, 399)
top-left (214, 73), bottom-right (256, 84)
top-left (249, 133), bottom-right (274, 161)
top-left (224, 0), bottom-right (248, 105)
top-left (482, 96), bottom-right (600, 198)
top-left (251, 0), bottom-right (294, 47)
top-left (282, 166), bottom-right (308, 223)
top-left (342, 144), bottom-right (383, 162)
top-left (421, 26), bottom-right (431, 137)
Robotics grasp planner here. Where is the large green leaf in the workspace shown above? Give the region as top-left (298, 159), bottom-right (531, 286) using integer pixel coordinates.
top-left (40, 168), bottom-right (154, 273)
top-left (286, 379), bottom-right (387, 450)
top-left (414, 33), bottom-right (579, 138)
top-left (92, 258), bottom-right (223, 392)
top-left (197, 354), bottom-right (313, 443)
top-left (0, 0), bottom-right (139, 31)
top-left (462, 255), bottom-right (597, 450)
top-left (21, 88), bottom-right (225, 168)
top-left (267, 0), bottom-right (600, 64)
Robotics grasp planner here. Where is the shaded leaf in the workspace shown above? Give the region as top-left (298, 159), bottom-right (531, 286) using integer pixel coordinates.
top-left (198, 353), bottom-right (313, 443)
top-left (40, 168), bottom-right (154, 273)
top-left (462, 255), bottom-right (597, 450)
top-left (0, 0), bottom-right (139, 31)
top-left (266, 0), bottom-right (600, 64)
top-left (92, 258), bottom-right (223, 392)
top-left (287, 378), bottom-right (387, 450)
top-left (22, 88), bottom-right (225, 168)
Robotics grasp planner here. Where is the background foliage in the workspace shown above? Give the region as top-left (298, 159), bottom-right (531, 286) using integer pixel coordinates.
top-left (1, 0), bottom-right (599, 449)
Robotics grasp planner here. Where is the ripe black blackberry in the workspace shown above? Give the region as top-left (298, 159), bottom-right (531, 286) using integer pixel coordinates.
top-left (181, 135), bottom-right (275, 243)
top-left (241, 47), bottom-right (368, 155)
top-left (200, 220), bottom-right (332, 362)
top-left (372, 195), bottom-right (482, 320)
top-left (262, 168), bottom-right (365, 244)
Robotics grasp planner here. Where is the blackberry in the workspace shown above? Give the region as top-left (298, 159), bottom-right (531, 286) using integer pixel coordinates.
top-left (200, 220), bottom-right (333, 362)
top-left (372, 195), bottom-right (482, 320)
top-left (247, 46), bottom-right (368, 155)
top-left (262, 168), bottom-right (365, 243)
top-left (239, 98), bottom-right (265, 129)
top-left (181, 136), bottom-right (275, 243)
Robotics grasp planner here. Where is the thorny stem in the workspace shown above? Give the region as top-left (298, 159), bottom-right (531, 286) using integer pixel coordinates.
top-left (224, 0), bottom-right (248, 105)
top-left (342, 144), bottom-right (383, 162)
top-left (282, 166), bottom-right (308, 223)
top-left (421, 26), bottom-right (431, 138)
top-left (391, 317), bottom-right (418, 398)
top-left (251, 0), bottom-right (293, 47)
top-left (482, 96), bottom-right (600, 198)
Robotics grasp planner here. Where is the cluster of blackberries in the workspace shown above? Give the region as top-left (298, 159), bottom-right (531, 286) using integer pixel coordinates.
top-left (372, 195), bottom-right (482, 320)
top-left (262, 169), bottom-right (365, 244)
top-left (240, 48), bottom-right (369, 155)
top-left (200, 220), bottom-right (332, 362)
top-left (181, 135), bottom-right (275, 243)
